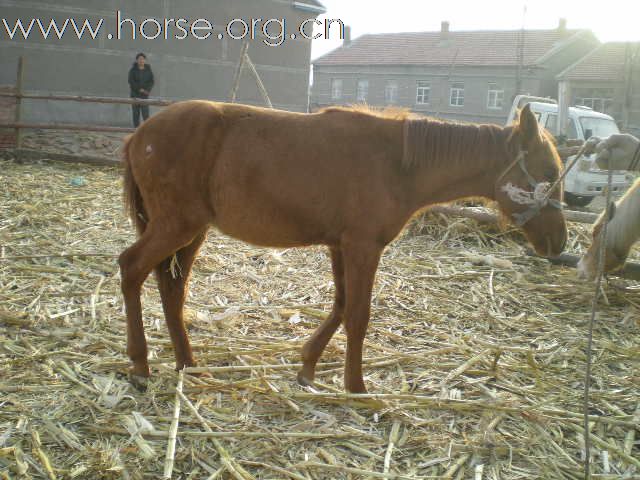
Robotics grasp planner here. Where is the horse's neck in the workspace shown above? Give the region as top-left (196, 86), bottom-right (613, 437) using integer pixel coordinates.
top-left (402, 119), bottom-right (507, 208)
top-left (608, 178), bottom-right (640, 250)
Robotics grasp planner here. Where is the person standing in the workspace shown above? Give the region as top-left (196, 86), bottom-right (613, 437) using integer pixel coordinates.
top-left (128, 53), bottom-right (154, 128)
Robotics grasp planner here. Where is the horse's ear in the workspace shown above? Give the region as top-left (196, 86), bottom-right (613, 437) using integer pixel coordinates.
top-left (518, 104), bottom-right (542, 148)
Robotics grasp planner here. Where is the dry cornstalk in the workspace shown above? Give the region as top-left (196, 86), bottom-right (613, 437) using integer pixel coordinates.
top-left (163, 369), bottom-right (184, 479)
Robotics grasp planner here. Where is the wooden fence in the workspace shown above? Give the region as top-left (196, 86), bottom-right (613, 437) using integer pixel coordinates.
top-left (0, 56), bottom-right (177, 163)
top-left (0, 52), bottom-right (273, 164)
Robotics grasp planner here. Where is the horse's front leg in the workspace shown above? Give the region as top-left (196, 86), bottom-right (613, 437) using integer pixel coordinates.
top-left (341, 240), bottom-right (382, 393)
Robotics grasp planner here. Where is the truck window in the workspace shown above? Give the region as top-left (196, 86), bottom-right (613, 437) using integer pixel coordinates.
top-left (545, 114), bottom-right (557, 133)
top-left (545, 114), bottom-right (578, 139)
top-left (579, 117), bottom-right (619, 139)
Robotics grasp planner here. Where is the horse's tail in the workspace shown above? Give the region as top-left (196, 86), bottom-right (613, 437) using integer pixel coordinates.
top-left (122, 134), bottom-right (147, 235)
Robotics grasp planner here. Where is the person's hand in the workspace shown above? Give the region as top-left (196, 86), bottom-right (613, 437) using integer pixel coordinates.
top-left (583, 135), bottom-right (601, 155)
top-left (593, 133), bottom-right (640, 170)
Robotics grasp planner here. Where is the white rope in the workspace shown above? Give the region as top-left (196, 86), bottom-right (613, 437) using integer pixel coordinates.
top-left (543, 141), bottom-right (591, 203)
top-left (501, 181), bottom-right (551, 206)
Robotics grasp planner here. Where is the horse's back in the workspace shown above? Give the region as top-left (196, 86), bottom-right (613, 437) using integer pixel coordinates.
top-left (126, 101), bottom-right (406, 247)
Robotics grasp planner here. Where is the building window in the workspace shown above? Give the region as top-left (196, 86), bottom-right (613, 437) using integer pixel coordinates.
top-left (450, 82), bottom-right (464, 107)
top-left (573, 88), bottom-right (614, 114)
top-left (416, 81), bottom-right (430, 105)
top-left (331, 79), bottom-right (343, 101)
top-left (356, 79), bottom-right (369, 103)
top-left (575, 97), bottom-right (613, 113)
top-left (487, 83), bottom-right (504, 109)
top-left (385, 80), bottom-right (398, 104)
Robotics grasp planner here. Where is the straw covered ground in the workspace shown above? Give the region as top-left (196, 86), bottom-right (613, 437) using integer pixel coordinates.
top-left (1, 136), bottom-right (639, 479)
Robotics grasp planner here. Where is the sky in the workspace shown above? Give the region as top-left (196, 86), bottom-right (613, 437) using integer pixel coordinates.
top-left (310, 0), bottom-right (640, 60)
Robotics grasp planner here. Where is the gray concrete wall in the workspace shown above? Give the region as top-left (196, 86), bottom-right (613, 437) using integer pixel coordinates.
top-left (0, 0), bottom-right (320, 126)
top-left (311, 64), bottom-right (543, 125)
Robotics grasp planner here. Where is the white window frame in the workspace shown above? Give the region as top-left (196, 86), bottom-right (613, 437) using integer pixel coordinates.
top-left (416, 81), bottom-right (430, 105)
top-left (331, 79), bottom-right (343, 101)
top-left (385, 80), bottom-right (398, 105)
top-left (487, 83), bottom-right (504, 109)
top-left (450, 82), bottom-right (464, 107)
top-left (356, 79), bottom-right (369, 103)
top-left (575, 97), bottom-right (613, 113)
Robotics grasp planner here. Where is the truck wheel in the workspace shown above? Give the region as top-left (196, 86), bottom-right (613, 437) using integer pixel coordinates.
top-left (565, 193), bottom-right (594, 208)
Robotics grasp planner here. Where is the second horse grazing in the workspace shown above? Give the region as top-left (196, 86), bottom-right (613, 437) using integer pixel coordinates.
top-left (578, 178), bottom-right (640, 280)
top-left (119, 101), bottom-right (567, 393)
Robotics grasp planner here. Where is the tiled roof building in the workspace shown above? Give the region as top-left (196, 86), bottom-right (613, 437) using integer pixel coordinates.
top-left (312, 20), bottom-right (605, 126)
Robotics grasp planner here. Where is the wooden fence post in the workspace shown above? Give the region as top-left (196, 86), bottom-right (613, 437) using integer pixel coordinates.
top-left (228, 42), bottom-right (249, 103)
top-left (15, 56), bottom-right (24, 163)
top-left (244, 53), bottom-right (273, 108)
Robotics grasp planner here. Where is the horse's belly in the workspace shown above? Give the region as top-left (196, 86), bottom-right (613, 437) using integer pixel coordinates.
top-left (213, 211), bottom-right (324, 248)
top-left (210, 163), bottom-right (338, 248)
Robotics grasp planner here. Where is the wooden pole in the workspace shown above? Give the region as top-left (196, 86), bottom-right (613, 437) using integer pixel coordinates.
top-left (1, 122), bottom-right (134, 134)
top-left (428, 205), bottom-right (599, 225)
top-left (229, 41), bottom-right (249, 103)
top-left (558, 80), bottom-right (571, 137)
top-left (14, 56), bottom-right (24, 163)
top-left (0, 91), bottom-right (173, 107)
top-left (428, 206), bottom-right (640, 280)
top-left (244, 53), bottom-right (273, 108)
top-left (527, 250), bottom-right (640, 281)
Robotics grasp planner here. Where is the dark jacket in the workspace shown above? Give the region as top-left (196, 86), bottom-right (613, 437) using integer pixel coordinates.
top-left (128, 64), bottom-right (154, 98)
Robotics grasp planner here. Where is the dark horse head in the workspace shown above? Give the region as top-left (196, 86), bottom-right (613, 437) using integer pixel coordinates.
top-left (495, 104), bottom-right (567, 258)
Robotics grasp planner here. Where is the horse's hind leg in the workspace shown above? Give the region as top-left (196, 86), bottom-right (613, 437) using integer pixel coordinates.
top-left (298, 246), bottom-right (345, 386)
top-left (155, 230), bottom-right (207, 371)
top-left (119, 220), bottom-right (202, 387)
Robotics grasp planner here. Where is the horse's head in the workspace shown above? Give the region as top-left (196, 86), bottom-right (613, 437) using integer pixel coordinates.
top-left (495, 104), bottom-right (567, 257)
top-left (577, 216), bottom-right (626, 280)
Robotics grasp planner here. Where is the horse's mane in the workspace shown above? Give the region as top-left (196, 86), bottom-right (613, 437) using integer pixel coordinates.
top-left (320, 105), bottom-right (511, 171)
top-left (402, 116), bottom-right (513, 171)
top-left (319, 104), bottom-right (416, 121)
top-left (319, 105), bottom-right (559, 173)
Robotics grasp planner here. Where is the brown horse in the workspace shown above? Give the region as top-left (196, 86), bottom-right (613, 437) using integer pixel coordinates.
top-left (119, 101), bottom-right (566, 393)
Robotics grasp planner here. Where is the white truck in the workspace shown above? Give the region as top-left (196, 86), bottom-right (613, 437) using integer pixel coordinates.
top-left (507, 96), bottom-right (633, 207)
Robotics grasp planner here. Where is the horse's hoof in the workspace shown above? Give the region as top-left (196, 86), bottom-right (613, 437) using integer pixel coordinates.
top-left (297, 370), bottom-right (314, 387)
top-left (129, 372), bottom-right (149, 392)
top-left (128, 364), bottom-right (151, 392)
top-left (345, 380), bottom-right (367, 394)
